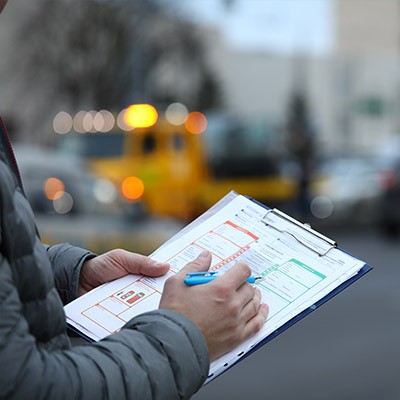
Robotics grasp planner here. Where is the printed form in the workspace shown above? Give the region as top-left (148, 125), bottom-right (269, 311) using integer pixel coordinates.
top-left (64, 192), bottom-right (366, 382)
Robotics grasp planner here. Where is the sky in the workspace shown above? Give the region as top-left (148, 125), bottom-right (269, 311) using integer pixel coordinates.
top-left (181, 0), bottom-right (334, 55)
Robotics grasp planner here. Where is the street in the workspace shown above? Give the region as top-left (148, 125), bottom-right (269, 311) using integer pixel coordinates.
top-left (193, 225), bottom-right (400, 400)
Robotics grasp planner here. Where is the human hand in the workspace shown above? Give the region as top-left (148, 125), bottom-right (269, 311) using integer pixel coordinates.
top-left (159, 251), bottom-right (269, 361)
top-left (78, 249), bottom-right (170, 296)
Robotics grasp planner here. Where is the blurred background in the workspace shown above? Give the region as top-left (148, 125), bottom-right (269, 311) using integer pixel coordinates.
top-left (0, 0), bottom-right (399, 398)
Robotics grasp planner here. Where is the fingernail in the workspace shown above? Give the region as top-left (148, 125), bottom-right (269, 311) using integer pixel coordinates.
top-left (156, 262), bottom-right (168, 267)
top-left (198, 250), bottom-right (210, 259)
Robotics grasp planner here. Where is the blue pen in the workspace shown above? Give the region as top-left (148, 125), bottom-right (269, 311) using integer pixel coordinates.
top-left (184, 271), bottom-right (261, 286)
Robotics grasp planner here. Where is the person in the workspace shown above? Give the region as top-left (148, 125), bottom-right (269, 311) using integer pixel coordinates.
top-left (0, 1), bottom-right (269, 399)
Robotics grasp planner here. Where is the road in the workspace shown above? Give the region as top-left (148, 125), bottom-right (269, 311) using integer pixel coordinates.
top-left (193, 226), bottom-right (400, 400)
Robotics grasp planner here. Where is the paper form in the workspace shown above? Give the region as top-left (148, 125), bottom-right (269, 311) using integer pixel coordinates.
top-left (64, 192), bottom-right (366, 383)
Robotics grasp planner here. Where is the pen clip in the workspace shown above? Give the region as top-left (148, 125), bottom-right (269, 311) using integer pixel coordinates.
top-left (185, 271), bottom-right (218, 277)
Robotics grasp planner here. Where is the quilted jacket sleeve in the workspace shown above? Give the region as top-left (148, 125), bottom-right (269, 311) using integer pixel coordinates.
top-left (0, 249), bottom-right (209, 399)
top-left (44, 243), bottom-right (96, 304)
top-left (67, 310), bottom-right (209, 399)
top-left (1, 119), bottom-right (210, 399)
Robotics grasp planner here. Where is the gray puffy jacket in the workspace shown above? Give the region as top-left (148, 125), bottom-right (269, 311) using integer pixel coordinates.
top-left (0, 117), bottom-right (209, 399)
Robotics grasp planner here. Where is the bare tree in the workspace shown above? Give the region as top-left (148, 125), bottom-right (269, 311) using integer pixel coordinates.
top-left (140, 12), bottom-right (222, 110)
top-left (8, 0), bottom-right (221, 144)
top-left (16, 0), bottom-right (134, 111)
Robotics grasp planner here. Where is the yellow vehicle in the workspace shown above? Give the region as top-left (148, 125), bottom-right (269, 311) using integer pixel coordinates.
top-left (58, 108), bottom-right (298, 221)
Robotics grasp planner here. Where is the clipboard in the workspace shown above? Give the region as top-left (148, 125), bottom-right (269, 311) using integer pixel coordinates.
top-left (65, 191), bottom-right (373, 383)
top-left (245, 263), bottom-right (372, 357)
top-left (234, 197), bottom-right (373, 367)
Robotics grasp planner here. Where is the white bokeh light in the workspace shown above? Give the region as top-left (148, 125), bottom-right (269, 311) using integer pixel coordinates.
top-left (73, 111), bottom-right (87, 133)
top-left (53, 111), bottom-right (73, 134)
top-left (53, 192), bottom-right (74, 214)
top-left (94, 110), bottom-right (115, 132)
top-left (310, 196), bottom-right (334, 219)
top-left (93, 178), bottom-right (117, 204)
top-left (165, 103), bottom-right (188, 126)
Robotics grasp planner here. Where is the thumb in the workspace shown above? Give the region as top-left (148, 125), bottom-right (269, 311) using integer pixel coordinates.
top-left (138, 257), bottom-right (170, 277)
top-left (116, 251), bottom-right (170, 277)
top-left (177, 250), bottom-right (212, 277)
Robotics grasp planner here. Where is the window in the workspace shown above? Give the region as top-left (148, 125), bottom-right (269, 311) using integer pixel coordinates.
top-left (171, 133), bottom-right (185, 151)
top-left (142, 133), bottom-right (156, 154)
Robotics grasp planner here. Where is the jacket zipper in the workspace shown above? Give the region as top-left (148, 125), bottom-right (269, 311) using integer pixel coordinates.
top-left (0, 116), bottom-right (23, 187)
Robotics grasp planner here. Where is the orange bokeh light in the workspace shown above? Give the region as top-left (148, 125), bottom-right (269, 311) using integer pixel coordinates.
top-left (184, 111), bottom-right (207, 134)
top-left (44, 177), bottom-right (65, 200)
top-left (121, 176), bottom-right (144, 200)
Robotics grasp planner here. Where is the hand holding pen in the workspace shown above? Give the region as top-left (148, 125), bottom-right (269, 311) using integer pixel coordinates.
top-left (159, 250), bottom-right (269, 361)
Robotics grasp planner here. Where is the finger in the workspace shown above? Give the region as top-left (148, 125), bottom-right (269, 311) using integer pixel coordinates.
top-left (235, 281), bottom-right (258, 307)
top-left (218, 261), bottom-right (252, 289)
top-left (239, 287), bottom-right (262, 321)
top-left (241, 303), bottom-right (269, 340)
top-left (175, 250), bottom-right (212, 278)
top-left (118, 251), bottom-right (170, 277)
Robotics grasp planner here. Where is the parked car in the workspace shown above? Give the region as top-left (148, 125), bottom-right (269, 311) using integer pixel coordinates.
top-left (376, 157), bottom-right (400, 236)
top-left (13, 145), bottom-right (184, 254)
top-left (309, 155), bottom-right (385, 225)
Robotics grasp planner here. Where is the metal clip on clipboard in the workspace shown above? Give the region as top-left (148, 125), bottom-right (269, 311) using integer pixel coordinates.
top-left (261, 209), bottom-right (337, 257)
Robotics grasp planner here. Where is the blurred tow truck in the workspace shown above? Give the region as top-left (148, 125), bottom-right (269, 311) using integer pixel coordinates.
top-left (57, 106), bottom-right (298, 222)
